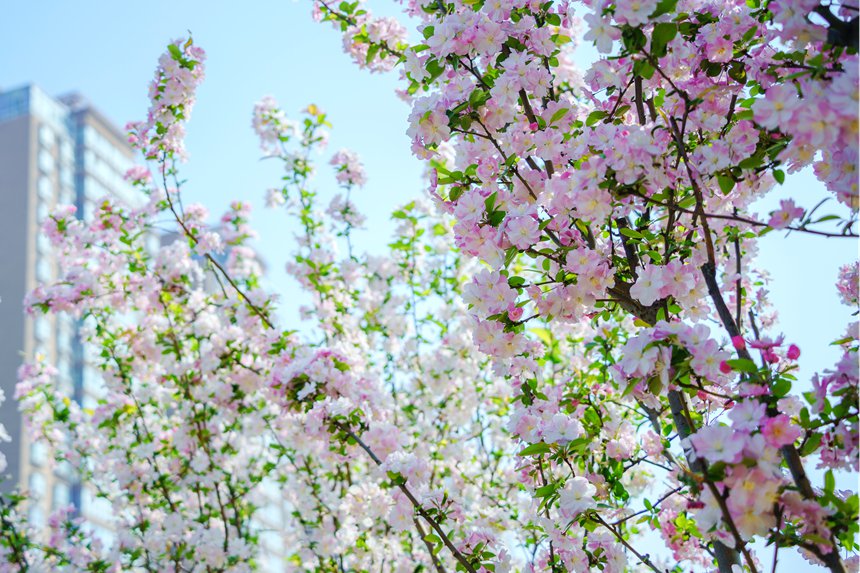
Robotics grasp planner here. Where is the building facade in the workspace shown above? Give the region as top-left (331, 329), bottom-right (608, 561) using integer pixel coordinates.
top-left (0, 84), bottom-right (137, 536)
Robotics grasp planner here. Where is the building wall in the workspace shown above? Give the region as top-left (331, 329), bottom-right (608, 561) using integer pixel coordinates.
top-left (0, 85), bottom-right (289, 571)
top-left (0, 113), bottom-right (34, 494)
top-left (0, 85), bottom-right (135, 530)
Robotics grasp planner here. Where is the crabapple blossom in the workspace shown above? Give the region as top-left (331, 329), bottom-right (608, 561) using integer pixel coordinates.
top-left (3, 1), bottom-right (859, 571)
top-left (557, 476), bottom-right (597, 519)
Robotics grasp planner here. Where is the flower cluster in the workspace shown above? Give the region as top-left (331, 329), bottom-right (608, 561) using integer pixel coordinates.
top-left (2, 5), bottom-right (857, 572)
top-left (126, 38), bottom-right (206, 160)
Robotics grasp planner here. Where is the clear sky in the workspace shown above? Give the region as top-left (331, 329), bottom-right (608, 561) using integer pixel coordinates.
top-left (2, 1), bottom-right (856, 569)
top-left (1, 0), bottom-right (424, 327)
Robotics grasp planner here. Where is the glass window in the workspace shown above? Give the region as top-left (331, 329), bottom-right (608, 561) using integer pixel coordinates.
top-left (54, 460), bottom-right (71, 480)
top-left (60, 166), bottom-right (73, 189)
top-left (36, 258), bottom-right (52, 283)
top-left (37, 200), bottom-right (49, 222)
top-left (82, 392), bottom-right (98, 411)
top-left (52, 483), bottom-right (70, 510)
top-left (56, 352), bottom-right (70, 375)
top-left (59, 186), bottom-right (74, 205)
top-left (38, 148), bottom-right (54, 174)
top-left (30, 441), bottom-right (47, 467)
top-left (34, 316), bottom-right (52, 342)
top-left (37, 176), bottom-right (53, 200)
top-left (37, 232), bottom-right (50, 255)
top-left (28, 506), bottom-right (44, 529)
top-left (59, 139), bottom-right (73, 165)
top-left (38, 125), bottom-right (54, 148)
top-left (57, 316), bottom-right (71, 342)
top-left (28, 472), bottom-right (46, 499)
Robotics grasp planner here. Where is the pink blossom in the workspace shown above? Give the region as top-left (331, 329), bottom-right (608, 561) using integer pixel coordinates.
top-left (557, 476), bottom-right (597, 518)
top-left (767, 199), bottom-right (804, 229)
top-left (761, 414), bottom-right (802, 448)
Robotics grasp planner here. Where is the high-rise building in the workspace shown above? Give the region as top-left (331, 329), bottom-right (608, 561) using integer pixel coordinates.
top-left (0, 84), bottom-right (291, 570)
top-left (0, 84), bottom-right (137, 534)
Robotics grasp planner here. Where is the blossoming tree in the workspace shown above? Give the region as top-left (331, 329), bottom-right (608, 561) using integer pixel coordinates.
top-left (1, 0), bottom-right (858, 572)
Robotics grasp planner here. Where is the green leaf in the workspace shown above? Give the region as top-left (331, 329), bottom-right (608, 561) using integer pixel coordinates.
top-left (485, 191), bottom-right (497, 212)
top-left (633, 59), bottom-right (656, 80)
top-left (487, 210), bottom-right (506, 226)
top-left (167, 44), bottom-right (183, 61)
top-left (773, 169), bottom-right (785, 184)
top-left (653, 88), bottom-right (666, 109)
top-left (549, 107), bottom-right (569, 125)
top-left (535, 483), bottom-right (556, 497)
top-left (813, 214), bottom-right (840, 223)
top-left (650, 0), bottom-right (678, 18)
top-left (726, 358), bottom-right (758, 373)
top-left (651, 23), bottom-right (677, 58)
top-left (824, 469), bottom-right (837, 496)
top-left (738, 153), bottom-right (764, 170)
top-left (530, 327), bottom-right (553, 345)
top-left (772, 377), bottom-right (792, 398)
top-left (586, 110), bottom-right (607, 126)
top-left (518, 442), bottom-right (552, 456)
top-left (469, 88), bottom-right (490, 107)
top-left (622, 27), bottom-right (647, 52)
top-left (508, 276), bottom-right (526, 288)
top-left (717, 174), bottom-right (735, 194)
top-left (799, 433), bottom-right (822, 456)
top-left (366, 43), bottom-right (380, 64)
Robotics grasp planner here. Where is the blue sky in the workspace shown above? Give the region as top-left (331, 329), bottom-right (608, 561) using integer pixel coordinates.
top-left (1, 0), bottom-right (423, 327)
top-left (2, 2), bottom-right (856, 568)
top-left (2, 2), bottom-right (853, 366)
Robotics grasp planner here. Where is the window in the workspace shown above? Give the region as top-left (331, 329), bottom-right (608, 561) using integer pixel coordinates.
top-left (37, 176), bottom-right (53, 200)
top-left (59, 185), bottom-right (74, 205)
top-left (36, 258), bottom-right (52, 283)
top-left (28, 506), bottom-right (44, 529)
top-left (28, 472), bottom-right (46, 499)
top-left (30, 441), bottom-right (47, 467)
top-left (59, 139), bottom-right (73, 166)
top-left (56, 352), bottom-right (70, 376)
top-left (38, 124), bottom-right (54, 148)
top-left (37, 199), bottom-right (49, 222)
top-left (54, 460), bottom-right (71, 480)
top-left (34, 316), bottom-right (52, 342)
top-left (52, 483), bottom-right (70, 510)
top-left (60, 165), bottom-right (73, 189)
top-left (37, 232), bottom-right (50, 255)
top-left (38, 148), bottom-right (54, 174)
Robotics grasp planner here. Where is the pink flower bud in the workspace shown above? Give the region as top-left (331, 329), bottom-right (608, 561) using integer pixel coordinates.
top-left (731, 335), bottom-right (746, 351)
top-left (719, 360), bottom-right (732, 374)
top-left (787, 344), bottom-right (801, 360)
top-left (508, 304), bottom-right (524, 322)
top-left (529, 122), bottom-right (538, 131)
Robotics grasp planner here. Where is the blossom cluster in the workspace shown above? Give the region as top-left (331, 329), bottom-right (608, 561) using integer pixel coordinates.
top-left (1, 3), bottom-right (857, 572)
top-left (126, 38), bottom-right (206, 160)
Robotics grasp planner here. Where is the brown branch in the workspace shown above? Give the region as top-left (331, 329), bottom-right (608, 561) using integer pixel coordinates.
top-left (343, 426), bottom-right (478, 573)
top-left (413, 518), bottom-right (447, 573)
